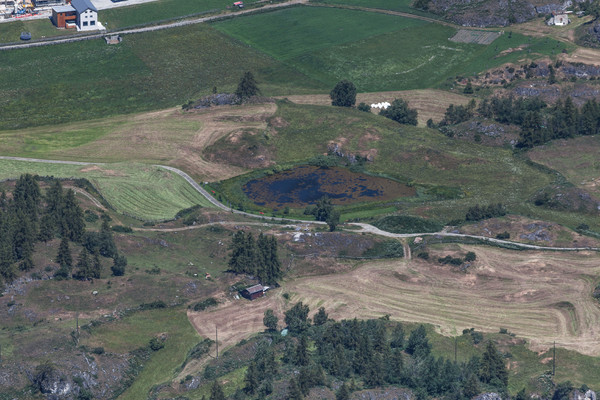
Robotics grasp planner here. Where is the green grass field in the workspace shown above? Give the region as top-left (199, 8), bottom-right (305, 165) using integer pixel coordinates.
top-left (0, 6), bottom-right (569, 130)
top-left (312, 0), bottom-right (439, 18)
top-left (0, 23), bottom-right (322, 130)
top-left (0, 159), bottom-right (213, 220)
top-left (0, 0), bottom-right (260, 42)
top-left (214, 7), bottom-right (568, 91)
top-left (84, 308), bottom-right (202, 400)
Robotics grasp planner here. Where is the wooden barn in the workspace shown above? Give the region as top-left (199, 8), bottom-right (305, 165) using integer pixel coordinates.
top-left (241, 284), bottom-right (267, 300)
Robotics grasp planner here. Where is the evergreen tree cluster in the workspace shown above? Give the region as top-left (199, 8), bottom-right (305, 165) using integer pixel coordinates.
top-left (443, 95), bottom-right (600, 149)
top-left (225, 302), bottom-right (513, 400)
top-left (228, 231), bottom-right (281, 285)
top-left (0, 175), bottom-right (126, 285)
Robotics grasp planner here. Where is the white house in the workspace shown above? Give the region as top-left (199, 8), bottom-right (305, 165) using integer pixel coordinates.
top-left (71, 0), bottom-right (99, 31)
top-left (547, 11), bottom-right (571, 26)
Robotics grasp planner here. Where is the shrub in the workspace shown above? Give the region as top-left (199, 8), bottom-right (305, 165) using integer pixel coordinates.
top-left (140, 300), bottom-right (167, 310)
top-left (417, 251), bottom-right (429, 260)
top-left (464, 252), bottom-right (477, 262)
top-left (91, 347), bottom-right (105, 355)
top-left (357, 102), bottom-right (371, 112)
top-left (374, 215), bottom-right (443, 234)
top-left (496, 231), bottom-right (510, 239)
top-left (379, 98), bottom-right (418, 125)
top-left (193, 297), bottom-right (219, 311)
top-left (149, 337), bottom-right (164, 351)
top-left (111, 225), bottom-right (133, 233)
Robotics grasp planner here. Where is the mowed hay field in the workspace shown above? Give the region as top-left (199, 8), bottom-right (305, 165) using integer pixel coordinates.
top-left (189, 245), bottom-right (600, 379)
top-left (0, 159), bottom-right (212, 220)
top-left (281, 89), bottom-right (473, 126)
top-left (0, 103), bottom-right (278, 181)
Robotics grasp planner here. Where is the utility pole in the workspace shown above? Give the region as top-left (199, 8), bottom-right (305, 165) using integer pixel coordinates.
top-left (454, 336), bottom-right (457, 363)
top-left (552, 341), bottom-right (556, 376)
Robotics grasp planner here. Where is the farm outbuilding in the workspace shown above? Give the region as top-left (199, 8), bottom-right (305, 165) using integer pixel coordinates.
top-left (241, 284), bottom-right (268, 300)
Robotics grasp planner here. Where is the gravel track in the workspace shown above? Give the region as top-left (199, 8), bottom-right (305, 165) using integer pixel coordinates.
top-left (1, 155), bottom-right (598, 251)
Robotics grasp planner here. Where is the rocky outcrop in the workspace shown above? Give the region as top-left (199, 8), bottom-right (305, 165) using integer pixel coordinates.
top-left (427, 0), bottom-right (584, 27)
top-left (474, 393), bottom-right (502, 400)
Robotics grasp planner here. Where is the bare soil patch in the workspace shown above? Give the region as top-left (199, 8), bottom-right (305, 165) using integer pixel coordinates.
top-left (562, 47), bottom-right (600, 65)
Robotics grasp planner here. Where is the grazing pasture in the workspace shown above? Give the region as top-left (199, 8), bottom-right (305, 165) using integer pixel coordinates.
top-left (0, 24), bottom-right (320, 130)
top-left (528, 136), bottom-right (600, 198)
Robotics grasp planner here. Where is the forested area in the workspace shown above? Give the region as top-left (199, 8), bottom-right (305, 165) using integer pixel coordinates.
top-left (440, 95), bottom-right (600, 148)
top-left (228, 231), bottom-right (281, 285)
top-left (0, 174), bottom-right (126, 285)
top-left (203, 302), bottom-right (530, 400)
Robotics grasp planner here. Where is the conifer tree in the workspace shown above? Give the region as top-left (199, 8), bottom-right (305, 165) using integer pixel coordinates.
top-left (91, 250), bottom-right (102, 279)
top-left (295, 334), bottom-right (309, 366)
top-left (479, 341), bottom-right (508, 386)
top-left (61, 189), bottom-right (85, 242)
top-left (55, 237), bottom-right (73, 279)
top-left (44, 179), bottom-right (63, 236)
top-left (73, 248), bottom-right (91, 280)
top-left (209, 380), bottom-right (226, 400)
top-left (288, 378), bottom-right (304, 400)
top-left (390, 323), bottom-right (405, 349)
top-left (111, 254), bottom-right (127, 276)
top-left (313, 307), bottom-right (328, 326)
top-left (98, 215), bottom-right (117, 258)
top-left (336, 382), bottom-right (351, 400)
top-left (244, 361), bottom-right (259, 394)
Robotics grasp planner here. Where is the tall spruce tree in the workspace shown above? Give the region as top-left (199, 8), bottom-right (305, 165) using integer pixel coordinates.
top-left (61, 189), bottom-right (85, 242)
top-left (73, 248), bottom-right (91, 280)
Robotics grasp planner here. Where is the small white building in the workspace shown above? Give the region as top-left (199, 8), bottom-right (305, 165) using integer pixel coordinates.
top-left (71, 0), bottom-right (99, 31)
top-left (547, 11), bottom-right (571, 26)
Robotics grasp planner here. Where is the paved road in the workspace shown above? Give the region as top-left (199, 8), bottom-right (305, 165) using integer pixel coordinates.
top-left (1, 155), bottom-right (598, 252)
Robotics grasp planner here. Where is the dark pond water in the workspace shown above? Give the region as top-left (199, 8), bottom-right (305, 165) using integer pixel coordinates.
top-left (243, 165), bottom-right (415, 209)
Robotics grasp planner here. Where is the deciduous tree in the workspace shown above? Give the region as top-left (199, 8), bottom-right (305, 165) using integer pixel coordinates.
top-left (330, 80), bottom-right (356, 107)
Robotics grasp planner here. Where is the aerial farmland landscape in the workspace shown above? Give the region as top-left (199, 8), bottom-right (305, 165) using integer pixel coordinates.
top-left (1, 0), bottom-right (600, 399)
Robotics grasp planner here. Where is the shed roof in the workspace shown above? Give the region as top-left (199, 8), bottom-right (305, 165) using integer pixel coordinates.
top-left (244, 284), bottom-right (264, 294)
top-left (71, 0), bottom-right (97, 13)
top-left (53, 4), bottom-right (75, 12)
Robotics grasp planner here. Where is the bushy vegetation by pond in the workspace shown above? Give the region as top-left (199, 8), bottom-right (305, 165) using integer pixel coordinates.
top-left (374, 215), bottom-right (444, 234)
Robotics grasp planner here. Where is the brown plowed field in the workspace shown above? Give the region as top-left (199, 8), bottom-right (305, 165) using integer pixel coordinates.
top-left (189, 245), bottom-right (600, 356)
